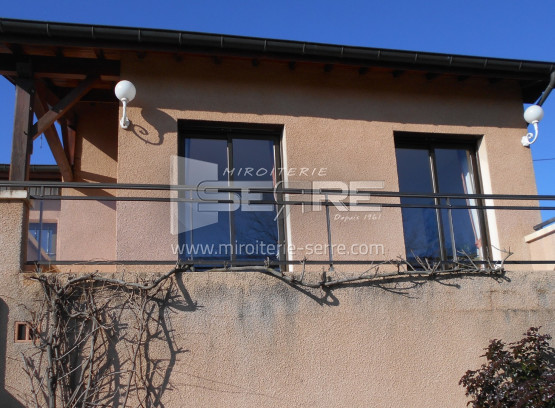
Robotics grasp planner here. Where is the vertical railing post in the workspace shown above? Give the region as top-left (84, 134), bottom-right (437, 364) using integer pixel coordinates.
top-left (325, 193), bottom-right (334, 272)
top-left (37, 186), bottom-right (45, 264)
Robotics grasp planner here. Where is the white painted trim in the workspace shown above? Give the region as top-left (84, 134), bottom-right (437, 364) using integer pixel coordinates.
top-left (524, 223), bottom-right (555, 243)
top-left (0, 189), bottom-right (28, 200)
top-left (281, 127), bottom-right (294, 273)
top-left (477, 138), bottom-right (501, 260)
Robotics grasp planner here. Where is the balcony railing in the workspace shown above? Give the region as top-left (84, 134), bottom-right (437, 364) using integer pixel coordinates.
top-left (1, 181), bottom-right (554, 270)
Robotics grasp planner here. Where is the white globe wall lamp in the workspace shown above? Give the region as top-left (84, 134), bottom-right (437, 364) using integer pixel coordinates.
top-left (521, 105), bottom-right (544, 147)
top-left (115, 80), bottom-right (136, 129)
top-left (521, 71), bottom-right (555, 147)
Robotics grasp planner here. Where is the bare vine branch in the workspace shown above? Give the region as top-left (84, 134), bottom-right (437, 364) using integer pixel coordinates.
top-left (202, 250), bottom-right (511, 289)
top-left (22, 250), bottom-right (512, 407)
top-left (22, 266), bottom-right (186, 408)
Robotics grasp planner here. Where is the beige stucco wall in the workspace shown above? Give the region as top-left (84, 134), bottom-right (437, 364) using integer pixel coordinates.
top-left (115, 52), bottom-right (540, 270)
top-left (0, 197), bottom-right (29, 270)
top-left (0, 199), bottom-right (45, 406)
top-left (525, 224), bottom-right (555, 271)
top-left (154, 270), bottom-right (554, 408)
top-left (57, 102), bottom-right (118, 265)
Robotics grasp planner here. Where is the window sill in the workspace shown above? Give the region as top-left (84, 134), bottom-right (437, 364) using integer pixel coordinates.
top-left (524, 223), bottom-right (555, 244)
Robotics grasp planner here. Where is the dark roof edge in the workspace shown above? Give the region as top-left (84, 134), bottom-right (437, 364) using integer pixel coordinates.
top-left (0, 164), bottom-right (60, 173)
top-left (1, 17), bottom-right (554, 79)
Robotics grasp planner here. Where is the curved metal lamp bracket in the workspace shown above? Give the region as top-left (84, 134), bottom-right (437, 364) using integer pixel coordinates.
top-left (521, 121), bottom-right (539, 147)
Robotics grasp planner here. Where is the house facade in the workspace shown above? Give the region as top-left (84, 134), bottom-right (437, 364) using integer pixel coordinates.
top-left (0, 18), bottom-right (554, 407)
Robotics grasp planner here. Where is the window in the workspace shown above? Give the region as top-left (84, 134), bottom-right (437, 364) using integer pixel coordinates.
top-left (14, 321), bottom-right (34, 343)
top-left (395, 135), bottom-right (487, 263)
top-left (178, 121), bottom-right (284, 263)
top-left (27, 222), bottom-right (57, 261)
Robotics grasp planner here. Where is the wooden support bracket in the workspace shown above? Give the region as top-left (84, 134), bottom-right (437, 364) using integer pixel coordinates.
top-left (33, 91), bottom-right (74, 181)
top-left (31, 75), bottom-right (99, 140)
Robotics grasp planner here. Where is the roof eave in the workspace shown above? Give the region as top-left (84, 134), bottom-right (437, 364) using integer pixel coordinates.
top-left (0, 18), bottom-right (553, 102)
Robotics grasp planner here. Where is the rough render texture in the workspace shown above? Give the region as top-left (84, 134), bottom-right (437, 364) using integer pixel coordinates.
top-left (1, 262), bottom-right (553, 407)
top-left (114, 52), bottom-right (541, 271)
top-left (157, 271), bottom-right (555, 408)
top-left (1, 52), bottom-right (554, 407)
top-left (526, 225), bottom-right (555, 271)
top-left (0, 200), bottom-right (45, 406)
top-left (0, 200), bottom-right (28, 270)
top-left (39, 102), bottom-right (119, 267)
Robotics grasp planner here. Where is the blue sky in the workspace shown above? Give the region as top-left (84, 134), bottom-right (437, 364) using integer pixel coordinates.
top-left (0, 0), bottom-right (554, 219)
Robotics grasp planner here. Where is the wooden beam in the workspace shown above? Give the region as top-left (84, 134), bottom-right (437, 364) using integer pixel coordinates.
top-left (0, 54), bottom-right (120, 80)
top-left (35, 80), bottom-right (80, 123)
top-left (34, 79), bottom-right (61, 107)
top-left (59, 117), bottom-right (76, 166)
top-left (33, 93), bottom-right (73, 181)
top-left (9, 83), bottom-right (34, 181)
top-left (5, 43), bottom-right (23, 56)
top-left (79, 89), bottom-right (117, 103)
top-left (31, 75), bottom-right (99, 140)
top-left (94, 48), bottom-right (105, 60)
top-left (60, 118), bottom-right (70, 162)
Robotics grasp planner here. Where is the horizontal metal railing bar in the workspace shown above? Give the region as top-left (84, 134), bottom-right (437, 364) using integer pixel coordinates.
top-left (2, 180), bottom-right (555, 201)
top-left (25, 260), bottom-right (555, 266)
top-left (12, 181), bottom-right (554, 268)
top-left (23, 194), bottom-right (555, 211)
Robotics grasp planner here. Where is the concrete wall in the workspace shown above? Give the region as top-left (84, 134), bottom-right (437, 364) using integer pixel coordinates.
top-left (0, 198), bottom-right (40, 407)
top-left (156, 270), bottom-right (555, 408)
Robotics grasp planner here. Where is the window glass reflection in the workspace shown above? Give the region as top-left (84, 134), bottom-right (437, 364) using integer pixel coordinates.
top-left (435, 148), bottom-right (482, 259)
top-left (28, 222), bottom-right (57, 261)
top-left (396, 148), bottom-right (441, 260)
top-left (232, 139), bottom-right (278, 259)
top-left (181, 138), bottom-right (230, 261)
top-left (180, 133), bottom-right (280, 262)
top-left (396, 143), bottom-right (484, 264)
